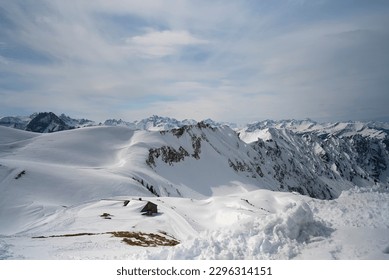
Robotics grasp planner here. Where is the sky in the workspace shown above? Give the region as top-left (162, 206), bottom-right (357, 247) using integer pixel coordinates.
top-left (0, 0), bottom-right (389, 124)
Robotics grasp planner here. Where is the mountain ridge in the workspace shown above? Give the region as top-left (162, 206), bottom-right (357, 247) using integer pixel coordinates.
top-left (1, 118), bottom-right (389, 260)
top-left (1, 112), bottom-right (388, 202)
top-left (0, 112), bottom-right (235, 133)
top-left (2, 111), bottom-right (388, 137)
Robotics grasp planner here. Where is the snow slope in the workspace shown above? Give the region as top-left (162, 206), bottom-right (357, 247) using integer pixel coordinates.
top-left (1, 124), bottom-right (388, 260)
top-left (0, 126), bottom-right (151, 235)
top-left (1, 186), bottom-right (388, 260)
top-left (0, 124), bottom-right (273, 235)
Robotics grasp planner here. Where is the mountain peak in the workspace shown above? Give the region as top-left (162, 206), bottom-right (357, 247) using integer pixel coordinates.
top-left (26, 112), bottom-right (72, 133)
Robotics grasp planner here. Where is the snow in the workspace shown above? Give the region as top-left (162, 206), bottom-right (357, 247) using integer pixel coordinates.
top-left (0, 125), bottom-right (39, 144)
top-left (0, 125), bottom-right (388, 260)
top-left (239, 119), bottom-right (388, 141)
top-left (238, 128), bottom-right (273, 143)
top-left (1, 187), bottom-right (388, 260)
top-left (298, 186), bottom-right (389, 259)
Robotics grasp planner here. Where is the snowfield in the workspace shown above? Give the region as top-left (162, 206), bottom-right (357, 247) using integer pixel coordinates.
top-left (1, 187), bottom-right (388, 260)
top-left (0, 125), bottom-right (388, 260)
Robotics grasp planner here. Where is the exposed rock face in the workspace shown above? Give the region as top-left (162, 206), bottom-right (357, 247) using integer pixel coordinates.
top-left (144, 122), bottom-right (389, 200)
top-left (26, 112), bottom-right (72, 133)
top-left (0, 116), bottom-right (29, 130)
top-left (147, 146), bottom-right (190, 167)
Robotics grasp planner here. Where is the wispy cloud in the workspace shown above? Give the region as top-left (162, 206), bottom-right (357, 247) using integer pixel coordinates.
top-left (127, 29), bottom-right (208, 58)
top-left (0, 0), bottom-right (388, 122)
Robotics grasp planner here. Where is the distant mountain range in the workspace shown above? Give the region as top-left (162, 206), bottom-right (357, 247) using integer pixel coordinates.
top-left (1, 111), bottom-right (388, 201)
top-left (0, 112), bottom-right (95, 133)
top-left (1, 112), bottom-right (388, 136)
top-left (0, 112), bottom-right (233, 133)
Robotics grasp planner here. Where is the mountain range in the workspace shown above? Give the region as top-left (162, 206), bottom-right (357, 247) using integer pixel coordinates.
top-left (1, 112), bottom-right (388, 200)
top-left (0, 112), bottom-right (388, 259)
top-left (0, 112), bottom-right (235, 133)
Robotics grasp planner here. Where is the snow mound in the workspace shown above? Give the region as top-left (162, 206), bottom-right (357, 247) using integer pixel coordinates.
top-left (1, 187), bottom-right (388, 260)
top-left (138, 201), bottom-right (332, 260)
top-left (310, 186), bottom-right (389, 228)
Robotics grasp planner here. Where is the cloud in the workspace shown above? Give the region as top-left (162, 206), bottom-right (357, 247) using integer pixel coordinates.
top-left (1, 0), bottom-right (389, 123)
top-left (127, 29), bottom-right (208, 58)
top-left (0, 55), bottom-right (8, 65)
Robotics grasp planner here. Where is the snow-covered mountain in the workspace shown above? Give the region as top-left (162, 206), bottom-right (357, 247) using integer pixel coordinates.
top-left (1, 117), bottom-right (388, 259)
top-left (135, 115), bottom-right (197, 131)
top-left (103, 118), bottom-right (136, 128)
top-left (238, 120), bottom-right (389, 188)
top-left (0, 115), bottom-right (33, 130)
top-left (104, 116), bottom-right (236, 131)
top-left (0, 112), bottom-right (95, 133)
top-left (1, 121), bottom-right (387, 225)
top-left (239, 119), bottom-right (388, 140)
top-left (0, 112), bottom-right (233, 132)
top-left (1, 116), bottom-right (388, 198)
top-left (25, 112), bottom-right (72, 133)
top-left (104, 115), bottom-right (198, 131)
top-left (58, 114), bottom-right (95, 128)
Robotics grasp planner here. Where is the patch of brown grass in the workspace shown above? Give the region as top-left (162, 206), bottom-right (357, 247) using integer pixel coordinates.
top-left (32, 232), bottom-right (99, 239)
top-left (32, 231), bottom-right (180, 247)
top-left (109, 231), bottom-right (179, 247)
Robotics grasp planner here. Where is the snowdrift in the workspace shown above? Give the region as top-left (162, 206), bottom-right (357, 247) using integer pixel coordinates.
top-left (1, 187), bottom-right (388, 260)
